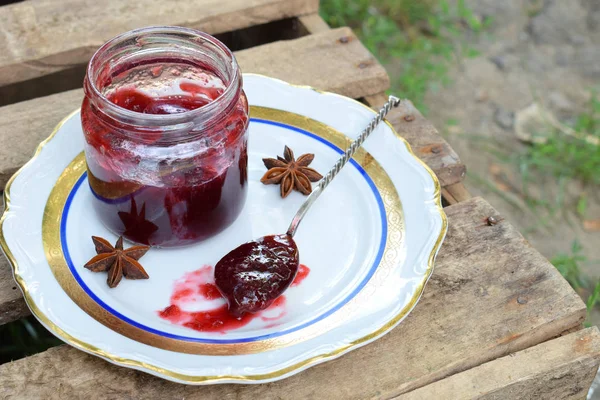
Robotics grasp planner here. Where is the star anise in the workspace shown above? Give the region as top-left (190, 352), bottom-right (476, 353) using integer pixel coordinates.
top-left (118, 197), bottom-right (158, 245)
top-left (261, 146), bottom-right (323, 198)
top-left (84, 236), bottom-right (150, 288)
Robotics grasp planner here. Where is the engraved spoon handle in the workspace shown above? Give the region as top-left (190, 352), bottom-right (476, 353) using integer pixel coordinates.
top-left (286, 95), bottom-right (401, 237)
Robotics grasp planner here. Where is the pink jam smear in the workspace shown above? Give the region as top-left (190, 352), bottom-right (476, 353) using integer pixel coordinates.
top-left (158, 264), bottom-right (310, 333)
top-left (291, 264), bottom-right (310, 287)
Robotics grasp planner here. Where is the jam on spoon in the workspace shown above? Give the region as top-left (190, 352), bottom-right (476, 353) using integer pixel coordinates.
top-left (214, 96), bottom-right (401, 317)
top-left (214, 234), bottom-right (299, 317)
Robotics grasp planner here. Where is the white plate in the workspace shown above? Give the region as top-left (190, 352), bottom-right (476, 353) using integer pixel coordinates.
top-left (0, 74), bottom-right (446, 384)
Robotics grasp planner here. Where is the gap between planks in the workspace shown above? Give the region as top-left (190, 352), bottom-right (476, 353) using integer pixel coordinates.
top-left (0, 0), bottom-right (321, 87)
top-left (0, 197), bottom-right (586, 399)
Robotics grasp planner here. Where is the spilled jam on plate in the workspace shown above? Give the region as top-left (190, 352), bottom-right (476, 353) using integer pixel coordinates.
top-left (158, 261), bottom-right (309, 333)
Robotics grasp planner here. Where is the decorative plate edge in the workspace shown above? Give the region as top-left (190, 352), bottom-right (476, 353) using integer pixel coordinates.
top-left (0, 76), bottom-right (448, 384)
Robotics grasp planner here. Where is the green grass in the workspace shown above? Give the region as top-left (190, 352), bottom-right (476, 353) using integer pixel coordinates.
top-left (552, 241), bottom-right (588, 290)
top-left (513, 94), bottom-right (600, 224)
top-left (320, 0), bottom-right (490, 113)
top-left (469, 93), bottom-right (600, 222)
top-left (519, 93), bottom-right (600, 186)
top-left (551, 242), bottom-right (600, 326)
top-left (587, 282), bottom-right (600, 326)
top-left (525, 0), bottom-right (545, 18)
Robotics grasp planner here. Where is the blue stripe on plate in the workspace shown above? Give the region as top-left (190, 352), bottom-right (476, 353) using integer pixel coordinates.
top-left (60, 118), bottom-right (387, 344)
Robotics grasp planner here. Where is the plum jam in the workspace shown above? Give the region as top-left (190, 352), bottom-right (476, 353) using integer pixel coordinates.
top-left (81, 27), bottom-right (249, 247)
top-left (214, 234), bottom-right (299, 317)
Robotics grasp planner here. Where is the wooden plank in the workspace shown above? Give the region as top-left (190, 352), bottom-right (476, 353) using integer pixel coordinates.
top-left (234, 28), bottom-right (389, 99)
top-left (0, 0), bottom-right (319, 88)
top-left (298, 13), bottom-right (331, 34)
top-left (0, 17), bottom-right (308, 106)
top-left (0, 89), bottom-right (83, 193)
top-left (0, 27), bottom-right (389, 190)
top-left (0, 198), bottom-right (586, 398)
top-left (365, 93), bottom-right (466, 187)
top-left (399, 327), bottom-right (600, 400)
top-left (442, 182), bottom-right (473, 205)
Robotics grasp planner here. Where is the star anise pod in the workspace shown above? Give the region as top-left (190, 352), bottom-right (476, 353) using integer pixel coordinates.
top-left (84, 236), bottom-right (150, 288)
top-left (261, 146), bottom-right (323, 198)
top-left (118, 197), bottom-right (158, 245)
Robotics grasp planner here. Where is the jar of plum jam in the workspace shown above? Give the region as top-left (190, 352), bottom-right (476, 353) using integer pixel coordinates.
top-left (81, 27), bottom-right (249, 247)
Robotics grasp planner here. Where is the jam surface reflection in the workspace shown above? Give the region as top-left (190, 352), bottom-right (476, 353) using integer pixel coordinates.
top-left (82, 64), bottom-right (249, 247)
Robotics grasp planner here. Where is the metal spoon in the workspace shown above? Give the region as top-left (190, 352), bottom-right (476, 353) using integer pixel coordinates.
top-left (215, 96), bottom-right (402, 317)
top-left (286, 95), bottom-right (401, 236)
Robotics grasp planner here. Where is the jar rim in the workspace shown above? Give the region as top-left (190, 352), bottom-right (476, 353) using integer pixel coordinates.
top-left (85, 26), bottom-right (241, 128)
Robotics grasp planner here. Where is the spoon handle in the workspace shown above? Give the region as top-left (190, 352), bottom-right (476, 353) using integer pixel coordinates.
top-left (286, 95), bottom-right (401, 237)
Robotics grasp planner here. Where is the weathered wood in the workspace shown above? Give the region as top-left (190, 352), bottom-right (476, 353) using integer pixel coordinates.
top-left (0, 0), bottom-right (319, 88)
top-left (398, 327), bottom-right (600, 400)
top-left (0, 198), bottom-right (585, 398)
top-left (0, 17), bottom-right (306, 106)
top-left (442, 182), bottom-right (473, 205)
top-left (0, 27), bottom-right (389, 190)
top-left (0, 89), bottom-right (83, 193)
top-left (235, 28), bottom-right (388, 99)
top-left (298, 13), bottom-right (330, 34)
top-left (364, 93), bottom-right (466, 187)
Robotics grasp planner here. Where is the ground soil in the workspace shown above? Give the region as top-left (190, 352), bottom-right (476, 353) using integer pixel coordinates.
top-left (419, 2), bottom-right (600, 394)
top-left (424, 0), bottom-right (599, 278)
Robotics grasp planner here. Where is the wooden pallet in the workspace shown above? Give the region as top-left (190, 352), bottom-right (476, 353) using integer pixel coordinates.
top-left (0, 1), bottom-right (598, 398)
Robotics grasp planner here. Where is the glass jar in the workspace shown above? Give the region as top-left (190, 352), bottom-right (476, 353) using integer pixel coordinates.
top-left (81, 26), bottom-right (249, 247)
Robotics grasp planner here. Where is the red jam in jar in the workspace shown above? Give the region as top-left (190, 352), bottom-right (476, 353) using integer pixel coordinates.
top-left (82, 27), bottom-right (249, 247)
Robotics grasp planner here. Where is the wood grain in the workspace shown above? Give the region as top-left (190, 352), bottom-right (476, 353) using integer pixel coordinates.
top-left (298, 13), bottom-right (330, 34)
top-left (235, 28), bottom-right (389, 99)
top-left (0, 89), bottom-right (84, 194)
top-left (399, 327), bottom-right (600, 400)
top-left (0, 17), bottom-right (306, 106)
top-left (0, 198), bottom-right (586, 398)
top-left (0, 27), bottom-right (388, 190)
top-left (0, 0), bottom-right (319, 87)
top-left (364, 93), bottom-right (466, 187)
